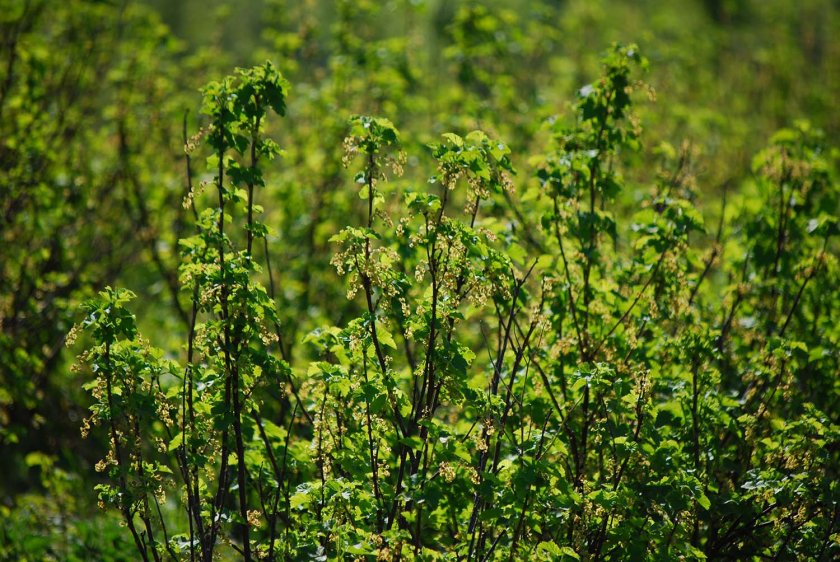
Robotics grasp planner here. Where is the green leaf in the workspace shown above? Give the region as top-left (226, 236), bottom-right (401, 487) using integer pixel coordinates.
top-left (290, 488), bottom-right (311, 509)
top-left (168, 432), bottom-right (184, 452)
top-left (537, 541), bottom-right (562, 555)
top-left (377, 329), bottom-right (397, 350)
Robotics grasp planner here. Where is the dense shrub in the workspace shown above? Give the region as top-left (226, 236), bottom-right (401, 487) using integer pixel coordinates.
top-left (72, 46), bottom-right (839, 560)
top-left (2, 1), bottom-right (838, 560)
